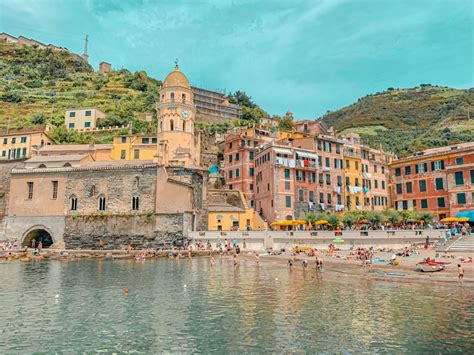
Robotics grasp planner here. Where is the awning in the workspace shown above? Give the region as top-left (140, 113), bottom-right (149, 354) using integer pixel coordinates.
top-left (454, 210), bottom-right (474, 222)
top-left (273, 148), bottom-right (293, 155)
top-left (296, 151), bottom-right (318, 160)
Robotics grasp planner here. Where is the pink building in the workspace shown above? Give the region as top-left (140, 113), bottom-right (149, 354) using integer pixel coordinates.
top-left (291, 135), bottom-right (345, 212)
top-left (292, 120), bottom-right (327, 136)
top-left (223, 128), bottom-right (274, 208)
top-left (254, 143), bottom-right (319, 222)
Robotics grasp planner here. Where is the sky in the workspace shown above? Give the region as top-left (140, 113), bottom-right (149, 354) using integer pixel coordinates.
top-left (1, 0), bottom-right (473, 118)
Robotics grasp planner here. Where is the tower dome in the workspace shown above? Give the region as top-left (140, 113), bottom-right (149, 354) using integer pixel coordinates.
top-left (163, 64), bottom-right (190, 88)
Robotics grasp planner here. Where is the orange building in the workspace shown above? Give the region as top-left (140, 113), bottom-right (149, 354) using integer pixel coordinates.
top-left (389, 142), bottom-right (474, 219)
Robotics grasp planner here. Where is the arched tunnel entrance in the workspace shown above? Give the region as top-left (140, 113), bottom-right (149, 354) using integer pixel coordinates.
top-left (22, 229), bottom-right (54, 248)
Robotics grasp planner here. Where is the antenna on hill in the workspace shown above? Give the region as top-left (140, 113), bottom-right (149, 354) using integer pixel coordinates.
top-left (82, 34), bottom-right (89, 63)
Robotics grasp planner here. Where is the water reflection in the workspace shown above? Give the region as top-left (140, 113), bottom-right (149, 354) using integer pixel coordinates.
top-left (0, 258), bottom-right (472, 353)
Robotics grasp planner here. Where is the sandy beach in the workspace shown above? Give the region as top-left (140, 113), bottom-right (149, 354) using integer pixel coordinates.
top-left (249, 247), bottom-right (474, 286)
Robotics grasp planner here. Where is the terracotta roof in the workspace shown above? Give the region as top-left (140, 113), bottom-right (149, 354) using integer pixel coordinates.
top-left (39, 144), bottom-right (112, 152)
top-left (26, 154), bottom-right (89, 162)
top-left (208, 203), bottom-right (245, 212)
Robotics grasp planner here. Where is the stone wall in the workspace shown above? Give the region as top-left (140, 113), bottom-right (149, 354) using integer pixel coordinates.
top-left (65, 166), bottom-right (156, 215)
top-left (64, 214), bottom-right (186, 249)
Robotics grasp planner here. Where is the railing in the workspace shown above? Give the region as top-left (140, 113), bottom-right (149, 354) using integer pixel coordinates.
top-left (189, 229), bottom-right (447, 251)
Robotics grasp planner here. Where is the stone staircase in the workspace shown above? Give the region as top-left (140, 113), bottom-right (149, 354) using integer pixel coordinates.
top-left (446, 236), bottom-right (474, 252)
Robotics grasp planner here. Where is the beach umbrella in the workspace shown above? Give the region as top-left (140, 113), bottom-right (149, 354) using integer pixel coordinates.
top-left (292, 220), bottom-right (307, 225)
top-left (440, 217), bottom-right (459, 223)
top-left (315, 220), bottom-right (329, 225)
top-left (457, 217), bottom-right (469, 223)
top-left (454, 210), bottom-right (474, 222)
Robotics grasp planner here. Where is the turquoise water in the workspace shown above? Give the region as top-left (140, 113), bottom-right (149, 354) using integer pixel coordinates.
top-left (0, 258), bottom-right (472, 353)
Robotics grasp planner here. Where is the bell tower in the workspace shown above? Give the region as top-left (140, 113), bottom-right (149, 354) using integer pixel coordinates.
top-left (156, 63), bottom-right (200, 167)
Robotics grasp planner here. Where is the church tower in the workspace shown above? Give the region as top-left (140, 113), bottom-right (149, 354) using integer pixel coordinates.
top-left (156, 64), bottom-right (200, 167)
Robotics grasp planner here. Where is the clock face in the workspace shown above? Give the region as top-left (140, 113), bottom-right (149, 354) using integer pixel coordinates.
top-left (182, 109), bottom-right (189, 119)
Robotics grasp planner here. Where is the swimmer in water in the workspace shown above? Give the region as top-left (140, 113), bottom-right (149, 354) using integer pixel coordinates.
top-left (233, 254), bottom-right (239, 268)
top-left (255, 252), bottom-right (260, 266)
top-left (210, 255), bottom-right (215, 267)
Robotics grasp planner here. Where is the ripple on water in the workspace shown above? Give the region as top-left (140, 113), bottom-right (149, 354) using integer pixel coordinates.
top-left (0, 258), bottom-right (472, 353)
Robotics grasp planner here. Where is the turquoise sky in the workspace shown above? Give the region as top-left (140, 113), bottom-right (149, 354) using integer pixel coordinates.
top-left (1, 0), bottom-right (473, 118)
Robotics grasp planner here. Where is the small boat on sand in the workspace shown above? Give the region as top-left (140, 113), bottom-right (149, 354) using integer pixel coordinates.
top-left (416, 261), bottom-right (446, 272)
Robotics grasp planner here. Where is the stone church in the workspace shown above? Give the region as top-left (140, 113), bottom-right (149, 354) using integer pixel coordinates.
top-left (1, 65), bottom-right (208, 249)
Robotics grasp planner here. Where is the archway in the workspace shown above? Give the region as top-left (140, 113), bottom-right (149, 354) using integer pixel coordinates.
top-left (22, 228), bottom-right (54, 248)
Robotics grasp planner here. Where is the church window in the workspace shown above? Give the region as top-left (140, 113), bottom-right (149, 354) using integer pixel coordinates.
top-left (170, 119), bottom-right (174, 131)
top-left (183, 121), bottom-right (186, 131)
top-left (98, 195), bottom-right (106, 211)
top-left (132, 196), bottom-right (140, 211)
top-left (70, 195), bottom-right (77, 211)
top-left (170, 92), bottom-right (175, 102)
top-left (182, 94), bottom-right (186, 103)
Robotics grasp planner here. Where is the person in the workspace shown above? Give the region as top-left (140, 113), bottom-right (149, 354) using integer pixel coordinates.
top-left (288, 259), bottom-right (293, 268)
top-left (233, 254), bottom-right (239, 268)
top-left (99, 239), bottom-right (104, 250)
top-left (255, 252), bottom-right (260, 266)
top-left (243, 239), bottom-right (247, 250)
top-left (38, 241), bottom-right (43, 251)
top-left (319, 259), bottom-right (323, 271)
top-left (361, 250), bottom-right (366, 267)
top-left (369, 247), bottom-right (374, 265)
top-left (302, 259), bottom-right (308, 268)
top-left (210, 255), bottom-right (215, 267)
top-left (390, 253), bottom-right (397, 265)
top-left (31, 238), bottom-right (36, 248)
top-left (235, 245), bottom-right (241, 255)
top-left (458, 264), bottom-right (464, 281)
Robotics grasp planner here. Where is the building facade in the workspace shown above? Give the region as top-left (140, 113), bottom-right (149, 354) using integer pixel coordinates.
top-left (222, 128), bottom-right (275, 207)
top-left (191, 86), bottom-right (239, 122)
top-left (254, 143), bottom-right (319, 222)
top-left (111, 134), bottom-right (157, 161)
top-left (0, 128), bottom-right (54, 160)
top-left (390, 142), bottom-right (474, 219)
top-left (65, 108), bottom-right (106, 131)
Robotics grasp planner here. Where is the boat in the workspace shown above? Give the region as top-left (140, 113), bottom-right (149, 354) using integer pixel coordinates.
top-left (416, 261), bottom-right (446, 272)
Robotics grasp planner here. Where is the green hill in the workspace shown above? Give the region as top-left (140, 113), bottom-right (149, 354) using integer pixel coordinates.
top-left (0, 43), bottom-right (161, 143)
top-left (321, 85), bottom-right (474, 156)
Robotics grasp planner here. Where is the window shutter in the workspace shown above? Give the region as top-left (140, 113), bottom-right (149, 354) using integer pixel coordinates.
top-left (415, 164), bottom-right (419, 174)
top-left (431, 162), bottom-right (435, 171)
top-left (424, 163), bottom-right (428, 172)
top-left (441, 160), bottom-right (445, 169)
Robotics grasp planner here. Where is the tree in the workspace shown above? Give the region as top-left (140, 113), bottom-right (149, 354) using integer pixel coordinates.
top-left (383, 209), bottom-right (402, 226)
top-left (367, 211), bottom-right (386, 226)
top-left (342, 212), bottom-right (358, 227)
top-left (227, 91), bottom-right (256, 108)
top-left (326, 213), bottom-right (340, 229)
top-left (278, 111), bottom-right (294, 131)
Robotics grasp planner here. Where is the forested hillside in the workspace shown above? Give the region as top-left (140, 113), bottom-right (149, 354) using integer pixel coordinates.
top-left (0, 43), bottom-right (160, 143)
top-left (321, 85), bottom-right (474, 156)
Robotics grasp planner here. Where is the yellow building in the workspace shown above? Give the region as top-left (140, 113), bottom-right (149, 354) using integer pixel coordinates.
top-left (207, 189), bottom-right (267, 231)
top-left (0, 128), bottom-right (54, 160)
top-left (344, 145), bottom-right (364, 210)
top-left (65, 108), bottom-right (106, 131)
top-left (111, 134), bottom-right (157, 160)
top-left (38, 143), bottom-right (112, 161)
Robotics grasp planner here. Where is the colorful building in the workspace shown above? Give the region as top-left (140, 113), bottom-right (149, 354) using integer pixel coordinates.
top-left (292, 135), bottom-right (345, 212)
top-left (292, 120), bottom-right (327, 136)
top-left (65, 108), bottom-right (106, 131)
top-left (111, 134), bottom-right (157, 161)
top-left (254, 143), bottom-right (319, 222)
top-left (222, 128), bottom-right (275, 208)
top-left (389, 142), bottom-right (474, 219)
top-left (0, 128), bottom-right (54, 160)
top-left (207, 189), bottom-right (266, 231)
